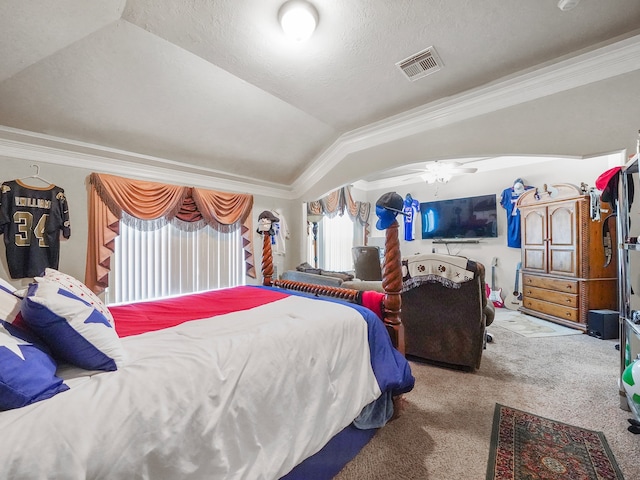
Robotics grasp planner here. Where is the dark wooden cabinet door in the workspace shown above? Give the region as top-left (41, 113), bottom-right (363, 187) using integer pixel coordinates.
top-left (547, 200), bottom-right (578, 277)
top-left (521, 206), bottom-right (547, 273)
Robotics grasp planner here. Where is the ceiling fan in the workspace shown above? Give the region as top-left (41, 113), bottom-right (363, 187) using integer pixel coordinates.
top-left (414, 161), bottom-right (478, 184)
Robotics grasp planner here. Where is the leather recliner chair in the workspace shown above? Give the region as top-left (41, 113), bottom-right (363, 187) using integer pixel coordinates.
top-left (401, 254), bottom-right (495, 371)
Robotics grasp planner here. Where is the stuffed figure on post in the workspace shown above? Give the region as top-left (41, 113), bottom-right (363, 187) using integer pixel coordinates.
top-left (257, 210), bottom-right (280, 236)
top-left (257, 210), bottom-right (279, 285)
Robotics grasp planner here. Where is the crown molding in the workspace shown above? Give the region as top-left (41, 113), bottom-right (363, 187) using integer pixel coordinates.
top-left (1, 33), bottom-right (638, 201)
top-left (0, 126), bottom-right (296, 199)
top-left (291, 31), bottom-right (640, 198)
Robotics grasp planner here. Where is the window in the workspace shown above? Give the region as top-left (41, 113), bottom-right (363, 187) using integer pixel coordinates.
top-left (314, 214), bottom-right (355, 271)
top-left (107, 220), bottom-right (245, 304)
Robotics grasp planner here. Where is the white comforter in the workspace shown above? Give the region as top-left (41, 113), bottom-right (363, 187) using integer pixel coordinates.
top-left (0, 295), bottom-right (381, 480)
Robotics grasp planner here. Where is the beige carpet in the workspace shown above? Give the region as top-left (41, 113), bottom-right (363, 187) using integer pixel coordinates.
top-left (334, 320), bottom-right (639, 480)
top-left (491, 309), bottom-right (583, 337)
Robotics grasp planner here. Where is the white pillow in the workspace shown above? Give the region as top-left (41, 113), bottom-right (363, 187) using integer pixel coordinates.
top-left (35, 268), bottom-right (114, 326)
top-left (0, 279), bottom-right (21, 325)
top-left (0, 278), bottom-right (16, 293)
top-left (21, 280), bottom-right (126, 371)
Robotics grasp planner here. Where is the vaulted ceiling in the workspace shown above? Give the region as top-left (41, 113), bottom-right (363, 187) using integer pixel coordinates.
top-left (1, 1), bottom-right (640, 200)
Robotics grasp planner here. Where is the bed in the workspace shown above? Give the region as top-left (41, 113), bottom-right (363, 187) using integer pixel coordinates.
top-left (0, 206), bottom-right (413, 480)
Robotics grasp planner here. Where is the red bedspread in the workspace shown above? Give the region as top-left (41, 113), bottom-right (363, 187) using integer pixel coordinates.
top-left (109, 286), bottom-right (289, 337)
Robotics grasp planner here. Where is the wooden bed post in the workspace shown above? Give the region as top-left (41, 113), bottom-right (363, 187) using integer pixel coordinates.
top-left (382, 220), bottom-right (405, 355)
top-left (261, 232), bottom-right (274, 286)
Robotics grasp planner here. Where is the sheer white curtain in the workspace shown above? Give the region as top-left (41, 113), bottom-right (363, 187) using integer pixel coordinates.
top-left (305, 186), bottom-right (370, 272)
top-left (106, 220), bottom-right (245, 304)
top-left (316, 214), bottom-right (356, 271)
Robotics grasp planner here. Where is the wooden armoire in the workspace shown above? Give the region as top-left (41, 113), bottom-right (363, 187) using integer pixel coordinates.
top-left (516, 183), bottom-right (617, 331)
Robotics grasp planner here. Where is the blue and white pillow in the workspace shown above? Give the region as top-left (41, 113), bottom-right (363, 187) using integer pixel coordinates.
top-left (35, 268), bottom-right (115, 326)
top-left (0, 322), bottom-right (69, 411)
top-left (1, 281), bottom-right (69, 411)
top-left (21, 280), bottom-right (126, 371)
top-left (0, 279), bottom-right (38, 336)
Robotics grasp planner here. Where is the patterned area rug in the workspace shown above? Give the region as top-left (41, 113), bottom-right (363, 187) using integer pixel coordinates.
top-left (490, 310), bottom-right (583, 338)
top-left (486, 404), bottom-right (624, 480)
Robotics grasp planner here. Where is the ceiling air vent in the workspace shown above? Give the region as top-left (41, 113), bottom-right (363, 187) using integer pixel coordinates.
top-left (396, 46), bottom-right (443, 81)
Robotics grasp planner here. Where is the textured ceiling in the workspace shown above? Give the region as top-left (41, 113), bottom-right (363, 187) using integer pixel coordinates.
top-left (1, 0), bottom-right (640, 198)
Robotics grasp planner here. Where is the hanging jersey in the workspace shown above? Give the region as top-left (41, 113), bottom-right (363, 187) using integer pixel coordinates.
top-left (270, 209), bottom-right (289, 255)
top-left (0, 180), bottom-right (71, 278)
top-left (403, 197), bottom-right (420, 241)
top-left (500, 186), bottom-right (532, 248)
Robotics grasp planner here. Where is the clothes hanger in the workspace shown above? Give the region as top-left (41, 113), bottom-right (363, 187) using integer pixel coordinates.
top-left (18, 164), bottom-right (52, 186)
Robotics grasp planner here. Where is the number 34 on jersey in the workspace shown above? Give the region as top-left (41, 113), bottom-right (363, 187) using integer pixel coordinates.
top-left (0, 181), bottom-right (71, 279)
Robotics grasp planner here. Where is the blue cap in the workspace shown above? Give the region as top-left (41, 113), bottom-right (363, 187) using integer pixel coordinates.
top-left (375, 192), bottom-right (406, 230)
top-left (376, 205), bottom-right (397, 230)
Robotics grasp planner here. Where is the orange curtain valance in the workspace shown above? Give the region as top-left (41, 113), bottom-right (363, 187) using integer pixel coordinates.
top-left (191, 187), bottom-right (253, 230)
top-left (85, 173), bottom-right (255, 294)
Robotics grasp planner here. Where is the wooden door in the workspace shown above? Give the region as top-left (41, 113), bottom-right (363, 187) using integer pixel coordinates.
top-left (521, 206), bottom-right (547, 273)
top-left (547, 200), bottom-right (578, 277)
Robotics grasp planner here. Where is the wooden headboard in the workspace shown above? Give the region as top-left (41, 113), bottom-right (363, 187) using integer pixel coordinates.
top-left (260, 217), bottom-right (405, 355)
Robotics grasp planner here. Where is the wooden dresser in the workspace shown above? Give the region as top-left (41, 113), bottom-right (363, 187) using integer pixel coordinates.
top-left (516, 183), bottom-right (617, 331)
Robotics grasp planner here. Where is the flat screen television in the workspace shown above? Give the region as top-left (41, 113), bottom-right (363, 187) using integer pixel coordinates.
top-left (420, 194), bottom-right (498, 240)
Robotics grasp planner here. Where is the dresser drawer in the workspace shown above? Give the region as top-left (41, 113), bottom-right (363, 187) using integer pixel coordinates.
top-left (523, 285), bottom-right (579, 307)
top-left (522, 274), bottom-right (579, 294)
top-left (522, 297), bottom-right (579, 322)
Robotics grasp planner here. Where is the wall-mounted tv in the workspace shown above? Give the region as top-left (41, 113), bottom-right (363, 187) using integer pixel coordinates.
top-left (420, 194), bottom-right (498, 240)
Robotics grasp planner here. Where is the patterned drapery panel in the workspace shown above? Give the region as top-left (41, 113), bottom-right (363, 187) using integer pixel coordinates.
top-left (307, 186), bottom-right (371, 226)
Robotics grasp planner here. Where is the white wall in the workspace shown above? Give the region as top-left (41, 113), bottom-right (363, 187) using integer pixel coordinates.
top-left (363, 154), bottom-right (622, 295)
top-left (0, 156), bottom-right (298, 290)
top-left (0, 152), bottom-right (623, 294)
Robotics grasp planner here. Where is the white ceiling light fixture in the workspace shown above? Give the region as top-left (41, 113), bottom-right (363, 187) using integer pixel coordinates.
top-left (418, 161), bottom-right (478, 184)
top-left (557, 0), bottom-right (580, 11)
top-left (278, 0), bottom-right (319, 43)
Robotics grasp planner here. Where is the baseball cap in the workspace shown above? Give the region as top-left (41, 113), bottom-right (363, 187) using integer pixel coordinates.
top-left (375, 192), bottom-right (407, 230)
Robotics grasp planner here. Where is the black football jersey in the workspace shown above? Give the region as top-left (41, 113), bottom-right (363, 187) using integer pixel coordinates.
top-left (0, 180), bottom-right (71, 278)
